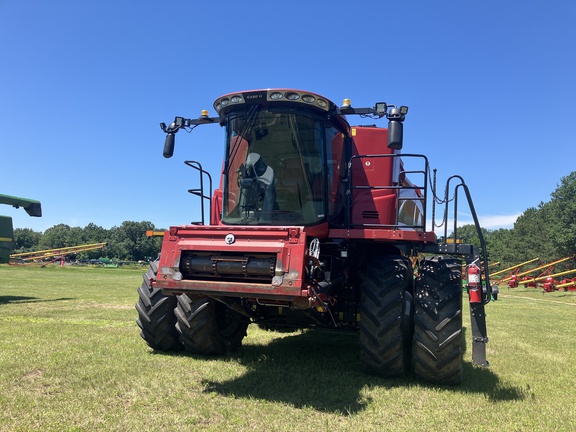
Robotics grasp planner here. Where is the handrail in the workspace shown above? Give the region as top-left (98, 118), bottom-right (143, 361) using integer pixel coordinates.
top-left (185, 160), bottom-right (213, 225)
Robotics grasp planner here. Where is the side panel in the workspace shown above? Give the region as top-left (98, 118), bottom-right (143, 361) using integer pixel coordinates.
top-left (350, 127), bottom-right (397, 226)
top-left (0, 216), bottom-right (14, 264)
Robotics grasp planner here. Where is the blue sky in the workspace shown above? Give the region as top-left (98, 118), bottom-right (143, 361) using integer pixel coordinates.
top-left (1, 0), bottom-right (575, 233)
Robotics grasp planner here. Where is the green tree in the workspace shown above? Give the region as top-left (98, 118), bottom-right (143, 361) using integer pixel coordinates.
top-left (83, 223), bottom-right (108, 244)
top-left (68, 226), bottom-right (84, 247)
top-left (39, 224), bottom-right (73, 249)
top-left (509, 203), bottom-right (556, 264)
top-left (486, 228), bottom-right (515, 268)
top-left (448, 224), bottom-right (488, 249)
top-left (76, 223), bottom-right (109, 260)
top-left (108, 221), bottom-right (162, 261)
top-left (13, 228), bottom-right (42, 253)
top-left (549, 171), bottom-right (576, 257)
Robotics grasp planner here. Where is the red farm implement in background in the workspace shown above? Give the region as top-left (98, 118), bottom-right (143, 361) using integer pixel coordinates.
top-left (507, 256), bottom-right (573, 288)
top-left (490, 258), bottom-right (540, 285)
top-left (540, 269), bottom-right (576, 292)
top-left (517, 268), bottom-right (576, 292)
top-left (548, 277), bottom-right (576, 292)
top-left (136, 89), bottom-right (495, 385)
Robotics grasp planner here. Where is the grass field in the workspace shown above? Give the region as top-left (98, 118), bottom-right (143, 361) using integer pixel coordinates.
top-left (1, 265), bottom-right (575, 431)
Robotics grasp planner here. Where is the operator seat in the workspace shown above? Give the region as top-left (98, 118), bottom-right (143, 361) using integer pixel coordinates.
top-left (239, 153), bottom-right (276, 222)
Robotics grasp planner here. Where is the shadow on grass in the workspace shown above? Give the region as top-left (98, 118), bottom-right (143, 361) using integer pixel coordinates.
top-left (192, 329), bottom-right (527, 414)
top-left (0, 296), bottom-right (74, 305)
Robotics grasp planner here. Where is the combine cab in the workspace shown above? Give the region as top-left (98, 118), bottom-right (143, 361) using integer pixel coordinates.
top-left (0, 194), bottom-right (42, 264)
top-left (136, 89), bottom-right (494, 384)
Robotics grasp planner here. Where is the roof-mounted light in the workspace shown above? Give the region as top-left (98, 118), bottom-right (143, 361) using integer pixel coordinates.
top-left (200, 109), bottom-right (209, 118)
top-left (285, 92), bottom-right (300, 100)
top-left (375, 102), bottom-right (388, 116)
top-left (339, 98), bottom-right (355, 114)
top-left (213, 89), bottom-right (336, 116)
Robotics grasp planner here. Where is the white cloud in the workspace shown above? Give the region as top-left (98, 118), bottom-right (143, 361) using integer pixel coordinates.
top-left (476, 214), bottom-right (520, 229)
top-left (429, 213), bottom-right (520, 234)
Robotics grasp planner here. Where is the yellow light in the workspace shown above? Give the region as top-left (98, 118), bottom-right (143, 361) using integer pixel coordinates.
top-left (200, 110), bottom-right (209, 118)
top-left (342, 98), bottom-right (351, 107)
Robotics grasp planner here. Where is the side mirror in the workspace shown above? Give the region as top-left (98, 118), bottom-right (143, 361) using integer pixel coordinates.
top-left (163, 133), bottom-right (175, 158)
top-left (387, 120), bottom-right (403, 150)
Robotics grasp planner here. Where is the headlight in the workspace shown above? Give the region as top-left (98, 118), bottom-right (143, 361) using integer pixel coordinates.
top-left (285, 92), bottom-right (300, 100)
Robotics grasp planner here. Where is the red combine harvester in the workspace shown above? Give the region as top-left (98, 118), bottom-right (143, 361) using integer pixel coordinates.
top-left (136, 89), bottom-right (494, 384)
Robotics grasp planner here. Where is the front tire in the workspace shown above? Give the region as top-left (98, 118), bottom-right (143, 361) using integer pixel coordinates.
top-left (135, 260), bottom-right (182, 351)
top-left (413, 256), bottom-right (463, 385)
top-left (359, 255), bottom-right (413, 378)
top-left (175, 295), bottom-right (249, 355)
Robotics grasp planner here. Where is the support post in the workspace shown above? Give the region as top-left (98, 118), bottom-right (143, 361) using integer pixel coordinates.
top-left (469, 302), bottom-right (489, 366)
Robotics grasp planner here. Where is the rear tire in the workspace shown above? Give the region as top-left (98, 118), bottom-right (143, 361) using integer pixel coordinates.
top-left (175, 295), bottom-right (249, 355)
top-left (359, 255), bottom-right (413, 378)
top-left (135, 260), bottom-right (182, 351)
top-left (413, 256), bottom-right (463, 385)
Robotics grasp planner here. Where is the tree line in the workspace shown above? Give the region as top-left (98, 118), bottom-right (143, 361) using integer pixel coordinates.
top-left (13, 221), bottom-right (163, 262)
top-left (448, 171), bottom-right (576, 270)
top-left (11, 172), bottom-right (576, 267)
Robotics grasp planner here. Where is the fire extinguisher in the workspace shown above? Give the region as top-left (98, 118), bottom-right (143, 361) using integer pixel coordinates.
top-left (467, 263), bottom-right (482, 303)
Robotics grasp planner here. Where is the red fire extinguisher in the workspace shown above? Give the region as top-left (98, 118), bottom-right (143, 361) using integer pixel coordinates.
top-left (467, 263), bottom-right (482, 303)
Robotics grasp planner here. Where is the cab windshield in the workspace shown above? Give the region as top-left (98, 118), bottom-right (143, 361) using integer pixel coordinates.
top-left (222, 107), bottom-right (327, 226)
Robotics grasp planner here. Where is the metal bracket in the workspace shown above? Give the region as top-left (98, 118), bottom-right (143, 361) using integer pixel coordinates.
top-left (470, 303), bottom-right (490, 367)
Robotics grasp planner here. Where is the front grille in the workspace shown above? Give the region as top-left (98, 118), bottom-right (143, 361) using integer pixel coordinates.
top-left (180, 252), bottom-right (276, 281)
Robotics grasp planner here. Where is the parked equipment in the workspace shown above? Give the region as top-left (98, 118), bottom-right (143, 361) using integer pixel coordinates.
top-left (0, 194), bottom-right (42, 264)
top-left (507, 257), bottom-right (573, 288)
top-left (137, 89), bottom-right (495, 384)
top-left (490, 257), bottom-right (539, 283)
top-left (517, 268), bottom-right (576, 291)
top-left (550, 277), bottom-right (576, 292)
top-left (10, 242), bottom-right (107, 265)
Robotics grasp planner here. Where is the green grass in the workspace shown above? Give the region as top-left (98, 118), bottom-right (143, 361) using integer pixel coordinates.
top-left (1, 265), bottom-right (575, 431)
